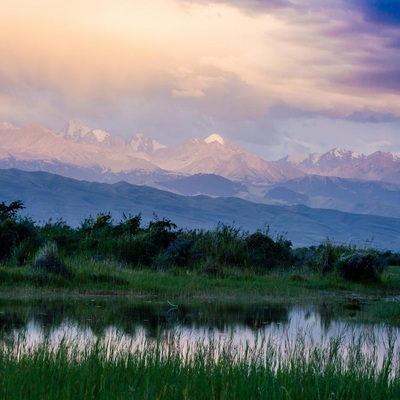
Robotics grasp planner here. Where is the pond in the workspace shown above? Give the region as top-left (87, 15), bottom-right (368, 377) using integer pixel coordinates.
top-left (1, 296), bottom-right (399, 367)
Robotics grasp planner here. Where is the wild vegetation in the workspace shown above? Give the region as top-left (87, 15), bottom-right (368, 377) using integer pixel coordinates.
top-left (0, 330), bottom-right (399, 399)
top-left (2, 200), bottom-right (400, 399)
top-left (0, 200), bottom-right (398, 288)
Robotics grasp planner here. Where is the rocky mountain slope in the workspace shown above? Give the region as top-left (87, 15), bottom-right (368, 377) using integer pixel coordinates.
top-left (0, 120), bottom-right (301, 185)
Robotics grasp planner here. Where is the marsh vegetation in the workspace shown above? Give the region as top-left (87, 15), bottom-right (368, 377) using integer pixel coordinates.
top-left (1, 200), bottom-right (398, 287)
top-left (1, 200), bottom-right (400, 398)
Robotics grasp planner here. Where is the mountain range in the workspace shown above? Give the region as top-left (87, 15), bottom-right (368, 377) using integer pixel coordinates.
top-left (1, 168), bottom-right (400, 251)
top-left (0, 119), bottom-right (301, 185)
top-left (1, 118), bottom-right (400, 236)
top-left (2, 119), bottom-right (400, 186)
top-left (275, 148), bottom-right (400, 183)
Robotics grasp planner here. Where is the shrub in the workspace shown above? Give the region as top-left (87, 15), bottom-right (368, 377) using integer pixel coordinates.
top-left (0, 201), bottom-right (38, 263)
top-left (147, 218), bottom-right (178, 248)
top-left (115, 213), bottom-right (142, 235)
top-left (312, 240), bottom-right (354, 273)
top-left (115, 232), bottom-right (159, 266)
top-left (246, 230), bottom-right (292, 270)
top-left (11, 239), bottom-right (40, 266)
top-left (31, 242), bottom-right (72, 278)
top-left (335, 251), bottom-right (388, 282)
top-left (191, 224), bottom-right (248, 268)
top-left (38, 219), bottom-right (79, 254)
top-left (163, 239), bottom-right (197, 267)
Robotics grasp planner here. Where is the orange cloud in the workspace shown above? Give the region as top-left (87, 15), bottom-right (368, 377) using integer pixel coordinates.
top-left (0, 0), bottom-right (400, 126)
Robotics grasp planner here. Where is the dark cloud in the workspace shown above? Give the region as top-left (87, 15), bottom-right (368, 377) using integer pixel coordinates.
top-left (269, 103), bottom-right (400, 125)
top-left (337, 67), bottom-right (400, 95)
top-left (359, 69), bottom-right (400, 92)
top-left (347, 110), bottom-right (400, 123)
top-left (351, 0), bottom-right (400, 26)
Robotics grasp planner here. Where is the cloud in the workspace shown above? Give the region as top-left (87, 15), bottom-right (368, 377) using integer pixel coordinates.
top-left (177, 0), bottom-right (293, 14)
top-left (1, 0), bottom-right (400, 157)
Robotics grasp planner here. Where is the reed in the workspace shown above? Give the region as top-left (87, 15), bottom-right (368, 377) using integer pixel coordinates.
top-left (0, 330), bottom-right (399, 399)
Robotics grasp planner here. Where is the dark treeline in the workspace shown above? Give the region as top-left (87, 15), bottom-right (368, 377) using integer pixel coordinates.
top-left (0, 200), bottom-right (398, 282)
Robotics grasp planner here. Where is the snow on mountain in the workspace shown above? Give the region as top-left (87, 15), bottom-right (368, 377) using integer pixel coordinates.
top-left (59, 118), bottom-right (125, 147)
top-left (204, 133), bottom-right (225, 145)
top-left (0, 122), bottom-right (18, 131)
top-left (281, 153), bottom-right (311, 165)
top-left (277, 148), bottom-right (363, 170)
top-left (0, 121), bottom-right (304, 184)
top-left (0, 123), bottom-right (160, 175)
top-left (275, 147), bottom-right (400, 183)
top-left (2, 118), bottom-right (400, 188)
top-left (129, 134), bottom-right (166, 153)
top-left (59, 118), bottom-right (91, 140)
top-left (315, 148), bottom-right (364, 169)
top-left (339, 151), bottom-right (400, 183)
top-left (92, 129), bottom-right (110, 143)
top-left (153, 134), bottom-right (302, 183)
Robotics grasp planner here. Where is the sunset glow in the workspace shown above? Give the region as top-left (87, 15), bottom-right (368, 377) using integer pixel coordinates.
top-left (1, 0), bottom-right (400, 158)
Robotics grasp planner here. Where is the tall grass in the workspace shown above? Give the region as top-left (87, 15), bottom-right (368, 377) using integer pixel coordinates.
top-left (0, 330), bottom-right (399, 399)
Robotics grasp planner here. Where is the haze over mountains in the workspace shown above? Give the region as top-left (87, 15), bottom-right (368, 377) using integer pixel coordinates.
top-left (1, 168), bottom-right (400, 251)
top-left (1, 119), bottom-right (400, 243)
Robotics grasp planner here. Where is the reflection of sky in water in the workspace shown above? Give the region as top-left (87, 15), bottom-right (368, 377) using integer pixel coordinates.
top-left (4, 304), bottom-right (399, 370)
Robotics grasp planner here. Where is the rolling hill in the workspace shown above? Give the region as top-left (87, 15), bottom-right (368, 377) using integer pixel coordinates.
top-left (1, 169), bottom-right (399, 250)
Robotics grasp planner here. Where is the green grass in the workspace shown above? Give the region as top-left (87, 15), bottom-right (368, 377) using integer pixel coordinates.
top-left (0, 331), bottom-right (399, 399)
top-left (1, 262), bottom-right (400, 299)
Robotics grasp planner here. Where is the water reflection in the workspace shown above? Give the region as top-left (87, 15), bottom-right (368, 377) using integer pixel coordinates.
top-left (0, 297), bottom-right (399, 365)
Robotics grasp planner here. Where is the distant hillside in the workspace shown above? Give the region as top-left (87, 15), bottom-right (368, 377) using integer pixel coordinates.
top-left (265, 176), bottom-right (400, 218)
top-left (1, 169), bottom-right (400, 250)
top-left (157, 174), bottom-right (248, 197)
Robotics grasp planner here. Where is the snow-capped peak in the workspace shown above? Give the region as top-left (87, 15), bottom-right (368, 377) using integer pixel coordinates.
top-left (92, 129), bottom-right (110, 143)
top-left (324, 148), bottom-right (361, 159)
top-left (130, 133), bottom-right (166, 153)
top-left (283, 153), bottom-right (309, 164)
top-left (0, 122), bottom-right (17, 130)
top-left (59, 118), bottom-right (91, 140)
top-left (204, 134), bottom-right (225, 145)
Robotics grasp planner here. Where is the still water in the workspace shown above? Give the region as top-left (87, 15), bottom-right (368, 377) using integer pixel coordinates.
top-left (1, 296), bottom-right (399, 364)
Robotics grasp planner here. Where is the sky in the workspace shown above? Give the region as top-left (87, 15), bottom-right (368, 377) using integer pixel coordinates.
top-left (1, 0), bottom-right (400, 160)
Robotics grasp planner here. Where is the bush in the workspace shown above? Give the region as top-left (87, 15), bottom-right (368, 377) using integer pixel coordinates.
top-left (0, 201), bottom-right (38, 263)
top-left (311, 240), bottom-right (354, 273)
top-left (11, 239), bottom-right (40, 266)
top-left (38, 219), bottom-right (79, 254)
top-left (115, 232), bottom-right (160, 267)
top-left (163, 240), bottom-right (197, 267)
top-left (246, 230), bottom-right (292, 270)
top-left (191, 224), bottom-right (248, 268)
top-left (335, 251), bottom-right (388, 282)
top-left (31, 242), bottom-right (72, 278)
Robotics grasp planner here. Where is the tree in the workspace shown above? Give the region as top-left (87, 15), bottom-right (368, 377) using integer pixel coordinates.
top-left (0, 200), bottom-right (26, 262)
top-left (0, 200), bottom-right (25, 221)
